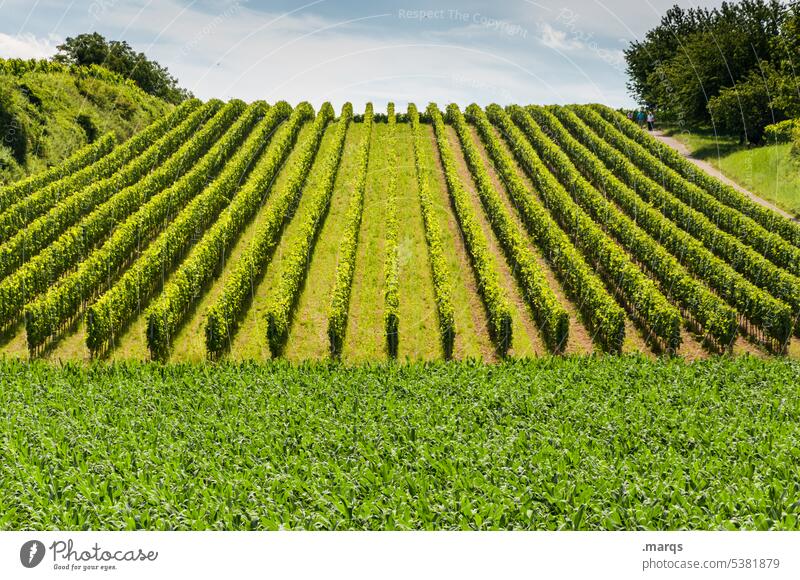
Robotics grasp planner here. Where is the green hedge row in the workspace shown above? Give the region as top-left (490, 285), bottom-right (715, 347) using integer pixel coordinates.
top-left (384, 103), bottom-right (400, 357)
top-left (408, 104), bottom-right (455, 358)
top-left (21, 101), bottom-right (267, 352)
top-left (0, 100), bottom-right (241, 332)
top-left (527, 106), bottom-right (740, 347)
top-left (506, 105), bottom-right (682, 351)
top-left (0, 98), bottom-right (202, 244)
top-left (592, 104), bottom-right (800, 248)
top-left (85, 102), bottom-right (302, 355)
top-left (0, 133), bottom-right (116, 213)
top-left (203, 103), bottom-right (334, 357)
top-left (144, 102), bottom-right (304, 360)
top-left (327, 103), bottom-right (374, 356)
top-left (264, 103), bottom-right (353, 356)
top-left (429, 103), bottom-right (513, 357)
top-left (0, 99), bottom-right (216, 281)
top-left (575, 107), bottom-right (800, 277)
top-left (572, 105), bottom-right (800, 318)
top-left (470, 105), bottom-right (625, 352)
top-left (556, 108), bottom-right (792, 344)
top-left (451, 104), bottom-right (569, 352)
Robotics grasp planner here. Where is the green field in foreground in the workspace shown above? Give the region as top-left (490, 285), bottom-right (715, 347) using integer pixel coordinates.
top-left (1, 357), bottom-right (798, 530)
top-left (665, 128), bottom-right (800, 217)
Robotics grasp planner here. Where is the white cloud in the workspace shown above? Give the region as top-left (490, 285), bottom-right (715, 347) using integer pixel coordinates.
top-left (538, 23), bottom-right (583, 51)
top-left (0, 32), bottom-right (60, 59)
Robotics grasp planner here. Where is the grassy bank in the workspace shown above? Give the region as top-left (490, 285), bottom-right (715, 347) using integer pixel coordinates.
top-left (1, 356), bottom-right (798, 530)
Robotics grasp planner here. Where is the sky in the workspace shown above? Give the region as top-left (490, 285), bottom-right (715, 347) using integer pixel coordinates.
top-left (0, 0), bottom-right (726, 110)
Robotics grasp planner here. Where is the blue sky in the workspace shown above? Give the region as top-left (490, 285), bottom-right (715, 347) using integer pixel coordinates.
top-left (0, 0), bottom-right (724, 110)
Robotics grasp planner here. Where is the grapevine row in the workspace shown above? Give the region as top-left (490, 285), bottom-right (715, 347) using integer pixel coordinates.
top-left (85, 102), bottom-right (301, 354)
top-left (0, 100), bottom-right (243, 331)
top-left (592, 104), bottom-right (800, 249)
top-left (264, 103), bottom-right (353, 356)
top-left (22, 101), bottom-right (270, 351)
top-left (468, 105), bottom-right (625, 351)
top-left (0, 98), bottom-right (201, 243)
top-left (550, 106), bottom-right (793, 344)
top-left (0, 100), bottom-right (219, 281)
top-left (0, 133), bottom-right (116, 213)
top-left (408, 104), bottom-right (456, 358)
top-left (383, 103), bottom-right (400, 357)
top-left (555, 106), bottom-right (800, 332)
top-left (327, 103), bottom-right (374, 356)
top-left (574, 106), bottom-right (800, 276)
top-left (525, 106), bottom-right (740, 347)
top-left (449, 104), bottom-right (569, 352)
top-left (429, 104), bottom-right (513, 356)
top-left (142, 102), bottom-right (306, 360)
top-left (501, 105), bottom-right (682, 351)
top-left (203, 104), bottom-right (335, 357)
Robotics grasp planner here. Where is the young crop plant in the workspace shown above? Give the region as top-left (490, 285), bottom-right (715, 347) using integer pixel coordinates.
top-left (22, 101), bottom-right (267, 352)
top-left (264, 103), bottom-right (353, 357)
top-left (503, 105), bottom-right (682, 352)
top-left (0, 132), bottom-right (116, 213)
top-left (203, 103), bottom-right (335, 358)
top-left (448, 103), bottom-right (569, 352)
top-left (408, 103), bottom-right (455, 358)
top-left (327, 103), bottom-right (374, 357)
top-left (525, 105), bottom-right (739, 349)
top-left (86, 102), bottom-right (302, 355)
top-left (592, 104), bottom-right (800, 249)
top-left (466, 104), bottom-right (625, 353)
top-left (384, 103), bottom-right (400, 357)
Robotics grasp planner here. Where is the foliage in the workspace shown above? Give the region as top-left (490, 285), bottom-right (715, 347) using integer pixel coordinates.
top-left (264, 104), bottom-right (353, 357)
top-left (54, 33), bottom-right (191, 104)
top-left (328, 104), bottom-right (374, 356)
top-left (383, 103), bottom-right (400, 357)
top-left (449, 104), bottom-right (569, 352)
top-left (625, 0), bottom-right (798, 140)
top-left (143, 101), bottom-right (302, 361)
top-left (764, 119), bottom-right (798, 144)
top-left (429, 103), bottom-right (513, 356)
top-left (85, 103), bottom-right (295, 355)
top-left (203, 104), bottom-right (332, 358)
top-left (21, 101), bottom-right (260, 351)
top-left (471, 104), bottom-right (625, 352)
top-left (408, 103), bottom-right (456, 358)
top-left (592, 104), bottom-right (800, 246)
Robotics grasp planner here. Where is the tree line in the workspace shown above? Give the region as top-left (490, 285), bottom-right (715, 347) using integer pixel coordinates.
top-left (625, 0), bottom-right (799, 144)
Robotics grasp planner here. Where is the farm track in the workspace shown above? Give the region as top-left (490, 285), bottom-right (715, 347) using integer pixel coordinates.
top-left (1, 101), bottom-right (799, 362)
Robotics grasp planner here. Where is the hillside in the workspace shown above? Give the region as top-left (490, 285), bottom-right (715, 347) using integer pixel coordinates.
top-left (0, 58), bottom-right (173, 184)
top-left (0, 99), bottom-right (799, 364)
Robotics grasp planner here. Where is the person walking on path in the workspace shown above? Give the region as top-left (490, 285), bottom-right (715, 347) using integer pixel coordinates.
top-left (636, 109), bottom-right (645, 128)
top-left (646, 111), bottom-right (655, 131)
top-left (627, 110), bottom-right (634, 122)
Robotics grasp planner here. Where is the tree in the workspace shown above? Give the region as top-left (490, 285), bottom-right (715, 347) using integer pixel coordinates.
top-left (707, 70), bottom-right (776, 144)
top-left (54, 33), bottom-right (191, 104)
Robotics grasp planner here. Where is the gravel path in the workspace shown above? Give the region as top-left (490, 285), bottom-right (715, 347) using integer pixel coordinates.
top-left (652, 130), bottom-right (797, 222)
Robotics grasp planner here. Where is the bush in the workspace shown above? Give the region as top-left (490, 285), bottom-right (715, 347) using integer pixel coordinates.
top-left (764, 119), bottom-right (797, 143)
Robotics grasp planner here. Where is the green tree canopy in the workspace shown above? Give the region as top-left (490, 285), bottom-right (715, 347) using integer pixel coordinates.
top-left (54, 33), bottom-right (191, 104)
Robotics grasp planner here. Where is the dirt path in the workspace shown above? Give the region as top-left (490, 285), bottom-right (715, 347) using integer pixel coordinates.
top-left (652, 130), bottom-right (798, 222)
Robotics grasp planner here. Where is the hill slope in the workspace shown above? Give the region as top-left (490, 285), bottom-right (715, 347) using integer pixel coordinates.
top-left (0, 58), bottom-right (173, 184)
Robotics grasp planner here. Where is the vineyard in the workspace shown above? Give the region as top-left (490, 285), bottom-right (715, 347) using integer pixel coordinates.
top-left (1, 100), bottom-right (800, 363)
